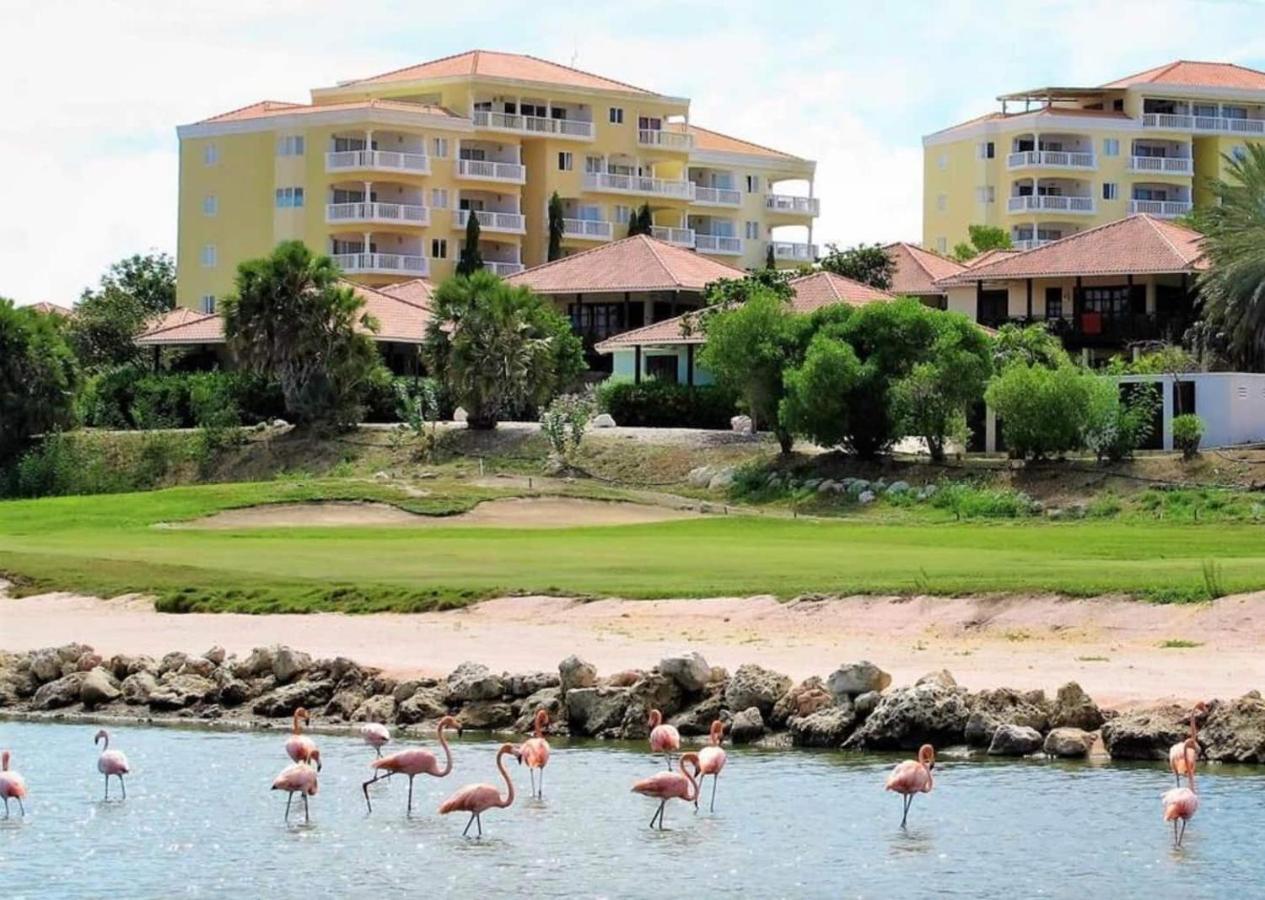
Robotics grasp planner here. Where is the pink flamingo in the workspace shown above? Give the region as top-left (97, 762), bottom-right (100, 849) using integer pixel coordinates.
top-left (518, 709), bottom-right (552, 799)
top-left (284, 707), bottom-right (321, 771)
top-left (1163, 738), bottom-right (1200, 848)
top-left (631, 751), bottom-right (701, 830)
top-left (0, 750), bottom-right (27, 818)
top-left (648, 708), bottom-right (680, 769)
top-left (94, 729), bottom-right (130, 801)
top-left (1169, 701), bottom-right (1208, 786)
top-left (271, 761), bottom-right (319, 824)
top-left (438, 742), bottom-right (516, 838)
top-left (885, 744), bottom-right (936, 828)
top-left (363, 715), bottom-right (462, 814)
top-left (360, 722), bottom-right (391, 758)
top-left (695, 719), bottom-right (728, 813)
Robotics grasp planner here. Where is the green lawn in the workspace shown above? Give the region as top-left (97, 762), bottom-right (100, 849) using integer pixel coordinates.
top-left (0, 479), bottom-right (1261, 611)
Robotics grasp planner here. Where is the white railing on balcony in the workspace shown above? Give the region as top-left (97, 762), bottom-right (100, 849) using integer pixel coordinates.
top-left (1006, 150), bottom-right (1096, 170)
top-left (1129, 199), bottom-right (1193, 218)
top-left (561, 218), bottom-right (614, 240)
top-left (1142, 113), bottom-right (1265, 135)
top-left (457, 158), bottom-right (527, 183)
top-left (454, 209), bottom-right (526, 233)
top-left (583, 171), bottom-right (695, 199)
top-left (695, 234), bottom-right (743, 255)
top-left (1128, 156), bottom-right (1194, 175)
top-left (1011, 239), bottom-right (1053, 251)
top-left (484, 261), bottom-right (525, 276)
top-left (637, 129), bottom-right (693, 150)
top-left (325, 150), bottom-right (430, 174)
top-left (1007, 195), bottom-right (1096, 214)
top-left (765, 194), bottom-right (821, 215)
top-left (650, 225), bottom-right (695, 247)
top-left (325, 202), bottom-right (429, 225)
top-left (472, 110), bottom-right (595, 139)
top-left (332, 253), bottom-right (428, 276)
top-left (770, 241), bottom-right (817, 262)
top-left (693, 185), bottom-right (742, 206)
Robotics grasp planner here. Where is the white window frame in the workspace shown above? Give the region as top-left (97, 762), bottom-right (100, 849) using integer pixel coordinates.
top-left (613, 204), bottom-right (631, 225)
top-left (274, 187), bottom-right (304, 209)
top-left (937, 153), bottom-right (947, 170)
top-left (432, 137), bottom-right (449, 158)
top-left (745, 175), bottom-right (760, 193)
top-left (202, 194), bottom-right (218, 216)
top-left (430, 188), bottom-right (449, 209)
top-left (558, 151), bottom-right (573, 171)
top-left (276, 135), bottom-right (305, 156)
top-left (936, 237), bottom-right (947, 253)
top-left (431, 238), bottom-right (448, 259)
top-left (1102, 182), bottom-right (1118, 201)
top-left (1103, 138), bottom-right (1120, 157)
top-left (200, 245), bottom-right (217, 267)
top-left (203, 143), bottom-right (218, 166)
top-left (744, 220), bottom-right (760, 240)
top-left (200, 295), bottom-right (216, 314)
top-left (936, 193), bottom-right (947, 212)
top-left (609, 107), bottom-right (624, 124)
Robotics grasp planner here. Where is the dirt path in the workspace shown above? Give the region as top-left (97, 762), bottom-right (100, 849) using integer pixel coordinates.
top-left (4, 587), bottom-right (1262, 708)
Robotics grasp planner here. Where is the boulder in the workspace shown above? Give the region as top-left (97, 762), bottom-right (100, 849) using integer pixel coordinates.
top-left (627, 672), bottom-right (684, 720)
top-left (453, 407), bottom-right (468, 424)
top-left (397, 688), bottom-right (449, 725)
top-left (964, 688), bottom-right (1050, 747)
top-left (148, 673), bottom-right (218, 711)
top-left (707, 469), bottom-right (736, 492)
top-left (512, 687), bottom-right (565, 733)
top-left (459, 701), bottom-right (516, 730)
top-left (215, 675), bottom-right (254, 707)
top-left (392, 680), bottom-right (424, 704)
top-left (854, 690), bottom-right (882, 718)
top-left (566, 686), bottom-right (631, 736)
top-left (559, 655), bottom-right (598, 693)
top-left (1199, 694), bottom-right (1265, 763)
top-left (76, 651), bottom-right (104, 672)
top-left (30, 648), bottom-right (62, 683)
top-left (987, 723), bottom-right (1044, 756)
top-left (659, 653), bottom-right (711, 692)
top-left (235, 646), bottom-right (277, 679)
top-left (121, 671), bottom-right (159, 705)
top-left (80, 667), bottom-right (121, 708)
top-left (447, 661), bottom-right (505, 702)
top-left (505, 671), bottom-right (560, 698)
top-left (329, 657), bottom-right (362, 684)
top-left (669, 692), bottom-right (727, 736)
top-left (857, 491), bottom-right (877, 505)
top-left (916, 670), bottom-right (958, 689)
top-left (730, 415), bottom-right (753, 435)
top-left (1044, 727), bottom-right (1096, 758)
top-left (789, 703), bottom-right (857, 748)
top-left (1101, 705), bottom-right (1188, 760)
top-left (724, 664), bottom-right (792, 719)
top-left (607, 670), bottom-right (643, 688)
top-left (770, 677), bottom-right (834, 728)
top-left (350, 694), bottom-right (397, 724)
top-left (687, 466), bottom-right (715, 488)
top-left (826, 661), bottom-right (892, 700)
top-left (179, 657), bottom-right (217, 678)
top-left (1049, 682), bottom-right (1105, 732)
top-left (843, 681), bottom-right (971, 750)
top-left (159, 651), bottom-right (190, 675)
top-left (886, 481), bottom-right (911, 495)
top-left (250, 679), bottom-right (333, 717)
top-left (33, 673), bottom-right (85, 710)
top-left (272, 647), bottom-right (312, 684)
top-left (105, 654), bottom-right (135, 681)
top-left (729, 707), bottom-right (764, 744)
top-left (591, 413), bottom-right (616, 428)
top-left (203, 646), bottom-right (227, 666)
top-left (326, 688), bottom-right (367, 720)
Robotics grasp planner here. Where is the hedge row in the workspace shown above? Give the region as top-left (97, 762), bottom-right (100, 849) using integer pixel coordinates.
top-left (596, 380), bottom-right (738, 429)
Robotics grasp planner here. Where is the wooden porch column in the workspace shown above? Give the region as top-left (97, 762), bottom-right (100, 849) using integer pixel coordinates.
top-left (1026, 278), bottom-right (1033, 320)
top-left (975, 280), bottom-right (983, 323)
top-left (634, 345), bottom-right (642, 385)
top-left (686, 343), bottom-right (696, 387)
top-left (623, 291), bottom-right (630, 330)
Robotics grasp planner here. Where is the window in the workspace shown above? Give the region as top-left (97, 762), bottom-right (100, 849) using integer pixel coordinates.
top-left (276, 135), bottom-right (305, 156)
top-left (558, 151), bottom-right (573, 171)
top-left (1044, 287), bottom-right (1063, 320)
top-left (937, 153), bottom-right (947, 170)
top-left (1103, 138), bottom-right (1119, 157)
top-left (1193, 103), bottom-right (1218, 118)
top-left (974, 186), bottom-right (995, 204)
top-left (585, 155), bottom-right (604, 174)
top-left (432, 137), bottom-right (449, 158)
top-left (202, 194), bottom-right (218, 216)
top-left (936, 237), bottom-right (947, 253)
top-left (744, 221), bottom-right (760, 240)
top-left (274, 187), bottom-right (304, 208)
top-left (200, 244), bottom-right (216, 267)
top-left (977, 141), bottom-right (995, 159)
top-left (608, 107), bottom-right (624, 124)
top-left (200, 295), bottom-right (216, 314)
top-left (430, 238), bottom-right (448, 259)
top-left (202, 143), bottom-right (218, 165)
top-left (936, 193), bottom-right (947, 211)
top-left (745, 175), bottom-right (760, 193)
top-left (613, 205), bottom-right (632, 224)
top-left (1102, 182), bottom-right (1118, 201)
top-left (1223, 106), bottom-right (1247, 120)
top-left (430, 188), bottom-right (449, 209)
top-left (645, 355), bottom-right (678, 383)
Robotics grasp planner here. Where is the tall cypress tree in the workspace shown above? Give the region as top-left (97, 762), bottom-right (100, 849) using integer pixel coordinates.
top-left (457, 211), bottom-right (484, 276)
top-left (765, 243), bottom-right (777, 270)
top-left (638, 204), bottom-right (654, 236)
top-left (547, 192), bottom-right (565, 261)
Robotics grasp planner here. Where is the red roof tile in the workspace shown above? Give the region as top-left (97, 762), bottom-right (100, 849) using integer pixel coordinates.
top-left (687, 125), bottom-right (805, 161)
top-left (136, 308), bottom-right (224, 345)
top-left (964, 248), bottom-right (1021, 269)
top-left (508, 235), bottom-right (744, 295)
top-left (343, 49), bottom-right (657, 95)
top-left (886, 243), bottom-right (966, 295)
top-left (197, 98), bottom-right (459, 125)
top-left (1102, 60), bottom-right (1265, 91)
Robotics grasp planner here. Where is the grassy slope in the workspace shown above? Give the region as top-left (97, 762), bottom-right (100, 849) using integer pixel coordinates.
top-left (1, 479), bottom-right (1261, 611)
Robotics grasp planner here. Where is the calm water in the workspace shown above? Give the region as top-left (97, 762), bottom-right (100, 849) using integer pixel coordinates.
top-left (1, 720), bottom-right (1262, 899)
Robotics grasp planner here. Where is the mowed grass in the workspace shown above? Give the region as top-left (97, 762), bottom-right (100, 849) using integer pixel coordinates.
top-left (1, 479), bottom-right (1263, 612)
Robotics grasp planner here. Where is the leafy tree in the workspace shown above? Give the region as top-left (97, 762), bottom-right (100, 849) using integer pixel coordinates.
top-left (0, 299), bottom-right (80, 465)
top-left (424, 270), bottom-right (584, 430)
top-left (702, 269), bottom-right (794, 306)
top-left (1194, 144), bottom-right (1265, 368)
top-left (1083, 381), bottom-right (1158, 463)
top-left (985, 363), bottom-right (1099, 460)
top-left (457, 212), bottom-right (484, 276)
top-left (222, 241), bottom-right (379, 430)
top-left (952, 225), bottom-right (1013, 262)
top-left (68, 251), bottom-right (176, 370)
top-left (547, 192), bottom-right (565, 262)
top-left (991, 322), bottom-right (1069, 369)
top-left (1172, 414), bottom-right (1205, 460)
top-left (818, 242), bottom-right (893, 290)
top-left (779, 326), bottom-right (862, 449)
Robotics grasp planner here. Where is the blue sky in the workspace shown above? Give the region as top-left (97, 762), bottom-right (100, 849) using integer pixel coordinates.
top-left (3, 0), bottom-right (1264, 304)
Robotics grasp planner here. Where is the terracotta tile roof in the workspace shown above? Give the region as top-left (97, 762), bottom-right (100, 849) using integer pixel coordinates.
top-left (964, 248), bottom-right (1021, 269)
top-left (354, 282), bottom-right (432, 343)
top-left (136, 308), bottom-right (224, 345)
top-left (198, 98), bottom-right (459, 124)
top-left (27, 301), bottom-right (73, 317)
top-left (938, 215), bottom-right (1207, 285)
top-left (686, 125), bottom-right (804, 161)
top-left (787, 272), bottom-right (893, 312)
top-left (885, 242), bottom-right (966, 295)
top-left (374, 278), bottom-right (436, 309)
top-left (926, 106), bottom-right (1131, 140)
top-left (592, 313), bottom-right (708, 351)
top-left (342, 49), bottom-right (657, 95)
top-left (507, 235), bottom-right (744, 295)
top-left (1101, 60), bottom-right (1265, 91)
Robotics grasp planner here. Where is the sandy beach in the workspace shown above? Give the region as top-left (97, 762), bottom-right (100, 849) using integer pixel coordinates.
top-left (4, 584), bottom-right (1261, 709)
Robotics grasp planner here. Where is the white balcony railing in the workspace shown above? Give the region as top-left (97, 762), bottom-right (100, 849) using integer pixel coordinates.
top-left (694, 234), bottom-right (743, 255)
top-left (1142, 113), bottom-right (1265, 135)
top-left (770, 241), bottom-right (817, 262)
top-left (1128, 156), bottom-right (1194, 175)
top-left (472, 110), bottom-right (595, 140)
top-left (1007, 195), bottom-right (1096, 214)
top-left (1011, 239), bottom-right (1054, 251)
top-left (1006, 150), bottom-right (1096, 170)
top-left (484, 261), bottom-right (525, 276)
top-left (650, 225), bottom-right (695, 247)
top-left (637, 129), bottom-right (693, 151)
top-left (454, 209), bottom-right (526, 233)
top-left (457, 158), bottom-right (527, 183)
top-left (583, 171), bottom-right (695, 200)
top-left (693, 185), bottom-right (742, 206)
top-left (325, 150), bottom-right (430, 174)
top-left (561, 218), bottom-right (614, 240)
top-left (765, 194), bottom-right (821, 215)
top-left (1128, 199), bottom-right (1193, 218)
top-left (332, 253), bottom-right (428, 276)
top-left (325, 202), bottom-right (429, 225)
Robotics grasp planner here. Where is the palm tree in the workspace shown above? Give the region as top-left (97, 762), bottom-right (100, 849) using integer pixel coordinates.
top-left (1196, 144), bottom-right (1265, 369)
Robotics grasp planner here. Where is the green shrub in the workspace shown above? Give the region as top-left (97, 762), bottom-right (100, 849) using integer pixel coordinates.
top-left (541, 391), bottom-right (596, 465)
top-left (79, 369), bottom-right (284, 429)
top-left (596, 379), bottom-right (737, 429)
top-left (1083, 382), bottom-right (1158, 463)
top-left (1172, 414), bottom-right (1205, 459)
top-left (985, 363), bottom-right (1098, 460)
top-left (930, 482), bottom-right (1035, 519)
top-left (3, 432), bottom-right (200, 498)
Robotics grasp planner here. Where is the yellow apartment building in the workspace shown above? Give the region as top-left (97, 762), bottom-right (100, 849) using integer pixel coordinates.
top-left (922, 60), bottom-right (1265, 255)
top-left (175, 50), bottom-right (817, 312)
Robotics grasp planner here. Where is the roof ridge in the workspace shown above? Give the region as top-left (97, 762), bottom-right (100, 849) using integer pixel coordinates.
top-left (688, 123), bottom-right (804, 161)
top-left (638, 234), bottom-right (680, 282)
top-left (508, 231), bottom-right (641, 278)
top-left (200, 99), bottom-right (304, 123)
top-left (517, 51), bottom-right (656, 95)
top-left (1143, 214), bottom-right (1199, 262)
top-left (345, 48), bottom-right (479, 87)
top-left (144, 309), bottom-right (217, 337)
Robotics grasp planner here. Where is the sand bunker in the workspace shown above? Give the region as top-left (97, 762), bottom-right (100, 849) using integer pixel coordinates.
top-left (181, 497), bottom-right (701, 530)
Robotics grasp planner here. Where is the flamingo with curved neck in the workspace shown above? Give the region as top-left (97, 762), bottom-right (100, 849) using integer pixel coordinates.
top-left (363, 715), bottom-right (461, 814)
top-left (0, 750), bottom-right (27, 818)
top-left (518, 709), bottom-right (552, 800)
top-left (438, 742), bottom-right (517, 838)
top-left (1169, 701), bottom-right (1208, 786)
top-left (885, 744), bottom-right (936, 828)
top-left (284, 707), bottom-right (321, 771)
top-left (1163, 738), bottom-right (1200, 848)
top-left (631, 751), bottom-right (700, 830)
top-left (696, 719), bottom-right (728, 813)
top-left (94, 729), bottom-right (130, 801)
top-left (647, 708), bottom-right (681, 770)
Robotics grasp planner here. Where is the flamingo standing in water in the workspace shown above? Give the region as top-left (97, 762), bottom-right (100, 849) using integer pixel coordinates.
top-left (438, 742), bottom-right (516, 838)
top-left (0, 750), bottom-right (27, 818)
top-left (271, 762), bottom-right (319, 825)
top-left (1163, 738), bottom-right (1200, 848)
top-left (695, 720), bottom-right (728, 813)
top-left (518, 709), bottom-right (552, 799)
top-left (284, 707), bottom-right (321, 771)
top-left (360, 722), bottom-right (391, 758)
top-left (1169, 701), bottom-right (1208, 786)
top-left (363, 715), bottom-right (462, 814)
top-left (885, 744), bottom-right (936, 828)
top-left (647, 708), bottom-right (680, 769)
top-left (632, 752), bottom-right (701, 830)
top-left (94, 729), bottom-right (130, 801)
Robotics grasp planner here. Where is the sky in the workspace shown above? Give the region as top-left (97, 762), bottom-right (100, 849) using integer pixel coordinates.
top-left (3, 0), bottom-right (1265, 305)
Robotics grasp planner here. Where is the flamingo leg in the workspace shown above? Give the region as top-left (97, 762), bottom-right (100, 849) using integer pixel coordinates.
top-left (900, 794), bottom-right (913, 828)
top-left (406, 775), bottom-right (415, 816)
top-left (2, 797), bottom-right (7, 818)
top-left (476, 814), bottom-right (483, 838)
top-left (462, 812), bottom-right (476, 836)
top-left (710, 774), bottom-right (719, 813)
top-left (103, 773), bottom-right (109, 801)
top-left (303, 793), bottom-right (310, 825)
top-left (284, 792), bottom-right (293, 822)
top-left (119, 774), bottom-right (126, 801)
top-left (538, 767), bottom-right (544, 799)
top-left (362, 777), bottom-right (376, 814)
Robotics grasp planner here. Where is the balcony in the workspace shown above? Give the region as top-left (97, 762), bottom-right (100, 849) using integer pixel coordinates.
top-left (650, 225), bottom-right (695, 248)
top-left (695, 234), bottom-right (743, 255)
top-left (1007, 195), bottom-right (1096, 215)
top-left (1006, 150), bottom-right (1096, 171)
top-left (457, 158), bottom-right (527, 184)
top-left (325, 150), bottom-right (430, 175)
top-left (332, 252), bottom-right (428, 277)
top-left (562, 218), bottom-right (614, 241)
top-left (325, 202), bottom-right (429, 226)
top-left (765, 194), bottom-right (820, 216)
top-left (472, 110), bottom-right (594, 140)
top-left (1128, 156), bottom-right (1193, 175)
top-left (637, 129), bottom-right (693, 151)
top-left (1011, 239), bottom-right (1052, 251)
top-left (454, 209), bottom-right (526, 234)
top-left (583, 171), bottom-right (695, 200)
top-left (1142, 113), bottom-right (1265, 135)
top-left (693, 185), bottom-right (742, 207)
top-left (484, 261), bottom-right (525, 277)
top-left (1128, 199), bottom-right (1192, 218)
top-left (770, 241), bottom-right (817, 262)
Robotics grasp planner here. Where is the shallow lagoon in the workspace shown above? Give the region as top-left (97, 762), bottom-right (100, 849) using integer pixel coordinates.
top-left (1, 720), bottom-right (1262, 898)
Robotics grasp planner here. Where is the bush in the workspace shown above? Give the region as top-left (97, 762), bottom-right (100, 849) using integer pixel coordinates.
top-left (985, 363), bottom-right (1099, 460)
top-left (930, 482), bottom-right (1036, 519)
top-left (0, 298), bottom-right (80, 465)
top-left (3, 432), bottom-right (194, 498)
top-left (596, 379), bottom-right (737, 429)
top-left (1173, 414), bottom-right (1205, 459)
top-left (79, 368), bottom-right (284, 429)
top-left (540, 391), bottom-right (596, 465)
top-left (1083, 382), bottom-right (1158, 463)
